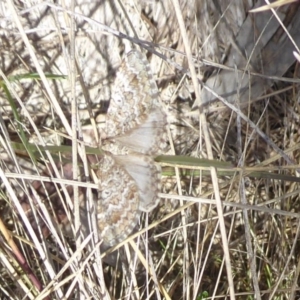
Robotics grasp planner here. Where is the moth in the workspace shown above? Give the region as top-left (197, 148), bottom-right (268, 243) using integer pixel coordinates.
top-left (83, 50), bottom-right (167, 247)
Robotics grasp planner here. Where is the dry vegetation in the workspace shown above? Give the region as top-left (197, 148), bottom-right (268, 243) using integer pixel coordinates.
top-left (1, 0), bottom-right (300, 299)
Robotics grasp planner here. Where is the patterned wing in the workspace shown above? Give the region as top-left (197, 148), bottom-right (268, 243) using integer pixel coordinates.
top-left (105, 50), bottom-right (160, 137)
top-left (82, 50), bottom-right (167, 155)
top-left (96, 154), bottom-right (141, 246)
top-left (96, 151), bottom-right (161, 246)
top-left (114, 153), bottom-right (161, 212)
top-left (120, 111), bottom-right (166, 155)
top-left (103, 50), bottom-right (167, 155)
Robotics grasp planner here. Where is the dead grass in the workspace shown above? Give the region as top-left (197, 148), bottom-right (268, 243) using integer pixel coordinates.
top-left (1, 0), bottom-right (300, 299)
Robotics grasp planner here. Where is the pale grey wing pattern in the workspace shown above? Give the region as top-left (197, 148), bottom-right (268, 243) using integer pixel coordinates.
top-left (105, 50), bottom-right (160, 138)
top-left (83, 50), bottom-right (167, 155)
top-left (96, 154), bottom-right (141, 247)
top-left (113, 153), bottom-right (161, 213)
top-left (108, 107), bottom-right (167, 156)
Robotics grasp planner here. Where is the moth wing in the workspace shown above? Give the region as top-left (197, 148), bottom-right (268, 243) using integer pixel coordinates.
top-left (114, 154), bottom-right (161, 212)
top-left (97, 154), bottom-right (141, 246)
top-left (105, 50), bottom-right (159, 137)
top-left (114, 108), bottom-right (167, 155)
